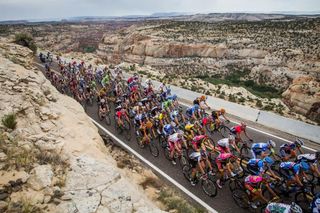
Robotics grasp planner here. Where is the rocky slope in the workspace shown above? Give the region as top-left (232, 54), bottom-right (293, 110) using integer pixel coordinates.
top-left (0, 43), bottom-right (166, 212)
top-left (96, 18), bottom-right (320, 123)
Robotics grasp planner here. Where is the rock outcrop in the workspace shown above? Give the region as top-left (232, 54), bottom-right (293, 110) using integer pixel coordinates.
top-left (0, 42), bottom-right (165, 212)
top-left (282, 76), bottom-right (320, 123)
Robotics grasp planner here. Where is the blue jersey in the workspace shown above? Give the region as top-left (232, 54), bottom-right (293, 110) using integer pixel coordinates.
top-left (248, 159), bottom-right (264, 174)
top-left (251, 143), bottom-right (269, 151)
top-left (280, 162), bottom-right (300, 175)
top-left (163, 124), bottom-right (174, 135)
top-left (186, 105), bottom-right (199, 115)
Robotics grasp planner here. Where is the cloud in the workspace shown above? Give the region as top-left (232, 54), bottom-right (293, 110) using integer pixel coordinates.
top-left (0, 0), bottom-right (319, 21)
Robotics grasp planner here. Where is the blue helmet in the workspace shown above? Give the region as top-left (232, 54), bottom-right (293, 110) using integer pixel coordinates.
top-left (172, 94), bottom-right (178, 100)
top-left (263, 157), bottom-right (274, 165)
top-left (300, 161), bottom-right (310, 171)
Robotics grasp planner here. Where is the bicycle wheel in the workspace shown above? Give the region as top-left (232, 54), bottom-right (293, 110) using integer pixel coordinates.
top-left (219, 125), bottom-right (231, 138)
top-left (232, 189), bottom-right (250, 209)
top-left (159, 135), bottom-right (167, 148)
top-left (123, 120), bottom-right (131, 131)
top-left (229, 178), bottom-right (243, 192)
top-left (105, 112), bottom-right (111, 125)
top-left (201, 178), bottom-right (218, 197)
top-left (205, 123), bottom-right (215, 133)
top-left (240, 157), bottom-right (250, 175)
top-left (164, 146), bottom-right (171, 160)
top-left (179, 154), bottom-right (188, 168)
top-left (149, 142), bottom-right (159, 157)
top-left (240, 145), bottom-right (251, 158)
top-left (182, 164), bottom-right (192, 181)
top-left (295, 191), bottom-right (313, 212)
top-left (136, 135), bottom-right (145, 148)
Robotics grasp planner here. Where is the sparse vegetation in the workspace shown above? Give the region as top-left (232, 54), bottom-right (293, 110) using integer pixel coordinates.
top-left (158, 188), bottom-right (206, 213)
top-left (2, 113), bottom-right (17, 130)
top-left (14, 33), bottom-right (37, 53)
top-left (140, 176), bottom-right (164, 190)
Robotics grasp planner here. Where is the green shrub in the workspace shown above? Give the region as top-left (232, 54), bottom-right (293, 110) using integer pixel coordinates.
top-left (14, 33), bottom-right (37, 53)
top-left (256, 100), bottom-right (263, 108)
top-left (2, 113), bottom-right (17, 130)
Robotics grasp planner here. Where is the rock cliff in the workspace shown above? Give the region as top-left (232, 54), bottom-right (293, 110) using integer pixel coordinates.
top-left (0, 43), bottom-right (165, 213)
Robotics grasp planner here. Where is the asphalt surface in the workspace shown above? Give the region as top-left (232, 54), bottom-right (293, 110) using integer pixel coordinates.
top-left (34, 58), bottom-right (319, 213)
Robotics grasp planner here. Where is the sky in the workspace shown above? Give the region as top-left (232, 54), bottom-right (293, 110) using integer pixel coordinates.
top-left (0, 0), bottom-right (319, 21)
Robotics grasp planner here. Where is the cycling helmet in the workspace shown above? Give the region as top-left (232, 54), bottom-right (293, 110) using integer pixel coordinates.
top-left (172, 110), bottom-right (179, 116)
top-left (290, 202), bottom-right (303, 213)
top-left (289, 143), bottom-right (297, 149)
top-left (145, 79), bottom-right (151, 84)
top-left (300, 161), bottom-right (310, 171)
top-left (172, 94), bottom-right (178, 100)
top-left (240, 122), bottom-right (246, 130)
top-left (228, 134), bottom-right (235, 142)
top-left (263, 156), bottom-right (274, 165)
top-left (170, 121), bottom-right (176, 128)
top-left (194, 104), bottom-right (200, 110)
top-left (295, 138), bottom-right (304, 147)
top-left (200, 95), bottom-right (206, 101)
top-left (220, 108), bottom-right (226, 114)
top-left (100, 98), bottom-right (106, 104)
top-left (268, 140), bottom-right (276, 148)
top-left (115, 105), bottom-right (122, 111)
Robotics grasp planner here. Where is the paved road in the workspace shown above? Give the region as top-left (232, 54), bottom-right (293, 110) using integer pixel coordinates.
top-left (34, 59), bottom-right (319, 213)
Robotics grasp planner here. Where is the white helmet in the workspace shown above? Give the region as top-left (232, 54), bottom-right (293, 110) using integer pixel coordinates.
top-left (228, 134), bottom-right (235, 143)
top-left (268, 140), bottom-right (276, 148)
top-left (145, 79), bottom-right (152, 84)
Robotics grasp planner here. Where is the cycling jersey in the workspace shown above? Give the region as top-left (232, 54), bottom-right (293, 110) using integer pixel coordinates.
top-left (163, 124), bottom-right (174, 136)
top-left (217, 138), bottom-right (229, 148)
top-left (168, 133), bottom-right (181, 144)
top-left (192, 135), bottom-right (206, 149)
top-left (297, 153), bottom-right (317, 164)
top-left (101, 75), bottom-right (110, 85)
top-left (162, 100), bottom-right (172, 109)
top-left (230, 125), bottom-right (242, 135)
top-left (251, 143), bottom-right (269, 158)
top-left (170, 110), bottom-right (179, 121)
top-left (247, 159), bottom-right (265, 175)
top-left (116, 110), bottom-right (126, 119)
top-left (279, 162), bottom-right (300, 180)
top-left (265, 203), bottom-right (291, 213)
top-left (186, 105), bottom-right (199, 116)
top-left (216, 152), bottom-right (233, 170)
top-left (245, 175), bottom-right (263, 192)
top-left (189, 152), bottom-right (201, 168)
top-left (279, 143), bottom-right (296, 158)
top-left (185, 124), bottom-right (194, 131)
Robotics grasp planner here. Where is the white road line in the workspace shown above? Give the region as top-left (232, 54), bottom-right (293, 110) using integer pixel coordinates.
top-left (89, 117), bottom-right (218, 213)
top-left (179, 102), bottom-right (317, 152)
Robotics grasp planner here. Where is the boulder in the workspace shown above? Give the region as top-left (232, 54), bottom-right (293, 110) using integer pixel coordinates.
top-left (28, 165), bottom-right (53, 191)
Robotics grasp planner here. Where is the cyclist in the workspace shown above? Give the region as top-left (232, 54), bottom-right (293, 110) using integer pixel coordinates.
top-left (296, 151), bottom-right (320, 178)
top-left (98, 98), bottom-right (108, 119)
top-left (168, 130), bottom-right (185, 165)
top-left (189, 151), bottom-right (206, 186)
top-left (210, 108), bottom-right (230, 130)
top-left (192, 135), bottom-right (214, 173)
top-left (247, 157), bottom-right (280, 180)
top-left (279, 161), bottom-right (310, 189)
top-left (216, 135), bottom-right (239, 153)
top-left (265, 202), bottom-right (303, 213)
top-left (199, 95), bottom-right (210, 110)
top-left (162, 122), bottom-right (176, 138)
top-left (215, 152), bottom-right (237, 188)
top-left (230, 122), bottom-right (253, 145)
top-left (186, 104), bottom-right (201, 121)
top-left (244, 175), bottom-right (278, 207)
top-left (115, 105), bottom-right (130, 128)
top-left (251, 140), bottom-right (276, 159)
top-left (279, 139), bottom-right (304, 161)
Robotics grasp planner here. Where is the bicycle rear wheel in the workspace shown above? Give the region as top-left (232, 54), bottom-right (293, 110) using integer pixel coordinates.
top-left (232, 189), bottom-right (250, 209)
top-left (201, 178), bottom-right (218, 197)
top-left (149, 142), bottom-right (159, 157)
top-left (182, 164), bottom-right (192, 181)
top-left (105, 112), bottom-right (111, 125)
top-left (219, 125), bottom-right (231, 138)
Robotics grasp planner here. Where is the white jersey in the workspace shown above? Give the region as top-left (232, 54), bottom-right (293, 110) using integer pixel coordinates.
top-left (297, 153), bottom-right (316, 161)
top-left (168, 133), bottom-right (180, 143)
top-left (217, 138), bottom-right (229, 148)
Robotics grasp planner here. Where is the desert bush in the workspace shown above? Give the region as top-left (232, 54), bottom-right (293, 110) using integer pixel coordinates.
top-left (256, 100), bottom-right (263, 108)
top-left (140, 176), bottom-right (163, 190)
top-left (2, 113), bottom-right (17, 130)
top-left (14, 33), bottom-right (37, 53)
